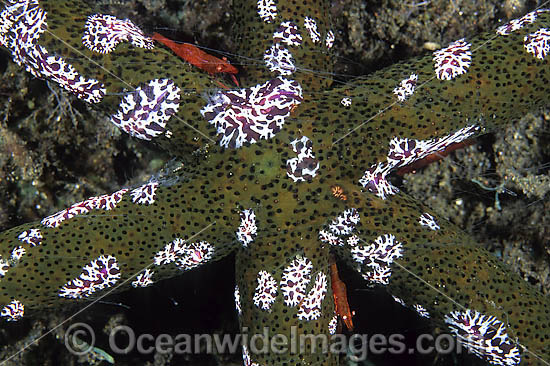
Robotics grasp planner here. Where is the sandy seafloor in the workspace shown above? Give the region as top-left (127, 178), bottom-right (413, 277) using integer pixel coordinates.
top-left (0, 0), bottom-right (548, 365)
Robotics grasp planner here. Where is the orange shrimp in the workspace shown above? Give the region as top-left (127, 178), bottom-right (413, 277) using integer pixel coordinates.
top-left (330, 257), bottom-right (354, 331)
top-left (151, 32), bottom-right (239, 87)
top-left (331, 185), bottom-right (347, 201)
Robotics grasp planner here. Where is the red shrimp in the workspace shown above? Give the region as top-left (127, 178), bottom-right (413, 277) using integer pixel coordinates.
top-left (396, 139), bottom-right (475, 175)
top-left (330, 258), bottom-right (354, 331)
top-left (151, 32), bottom-right (239, 87)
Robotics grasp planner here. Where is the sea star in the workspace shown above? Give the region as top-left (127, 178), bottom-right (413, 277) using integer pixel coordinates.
top-left (0, 1), bottom-right (549, 365)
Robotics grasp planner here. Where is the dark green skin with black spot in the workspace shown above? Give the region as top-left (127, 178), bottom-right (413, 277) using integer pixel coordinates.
top-left (1, 0), bottom-right (549, 365)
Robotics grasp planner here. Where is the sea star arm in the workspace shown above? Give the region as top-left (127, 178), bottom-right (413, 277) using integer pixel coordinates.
top-left (327, 190), bottom-right (550, 365)
top-left (235, 232), bottom-right (338, 365)
top-left (0, 166), bottom-right (242, 305)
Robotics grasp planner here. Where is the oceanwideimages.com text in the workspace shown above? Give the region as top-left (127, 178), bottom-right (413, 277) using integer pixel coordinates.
top-left (65, 322), bottom-right (469, 361)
